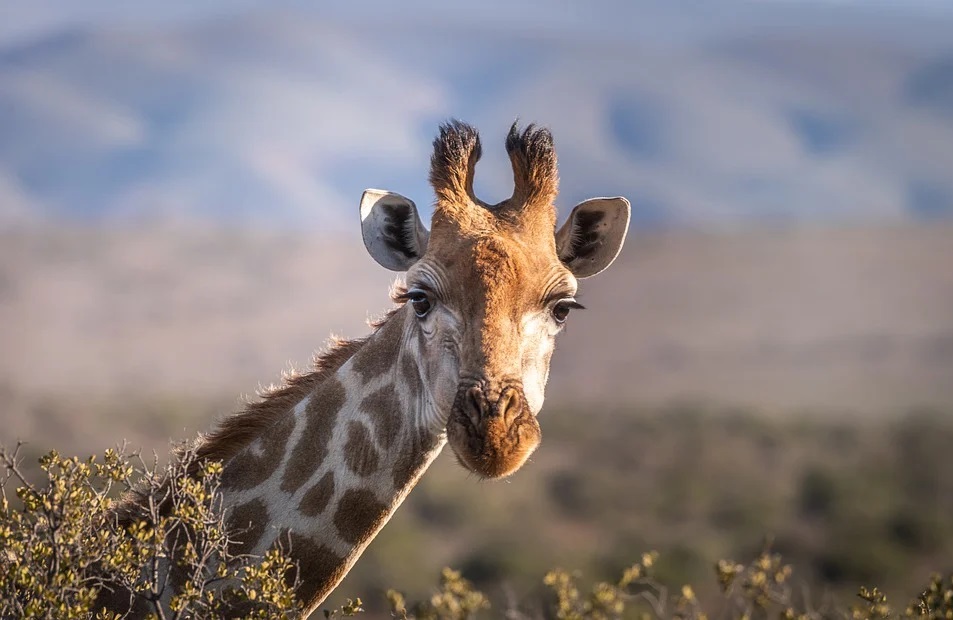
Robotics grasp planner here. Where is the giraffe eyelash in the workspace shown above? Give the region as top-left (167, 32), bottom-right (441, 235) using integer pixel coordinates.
top-left (395, 287), bottom-right (433, 303)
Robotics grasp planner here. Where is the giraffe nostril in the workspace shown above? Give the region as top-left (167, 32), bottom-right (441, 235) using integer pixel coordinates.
top-left (464, 386), bottom-right (484, 425)
top-left (497, 387), bottom-right (522, 425)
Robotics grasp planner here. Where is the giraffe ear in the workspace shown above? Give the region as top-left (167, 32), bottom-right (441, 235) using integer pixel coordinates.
top-left (555, 197), bottom-right (630, 278)
top-left (360, 189), bottom-right (430, 271)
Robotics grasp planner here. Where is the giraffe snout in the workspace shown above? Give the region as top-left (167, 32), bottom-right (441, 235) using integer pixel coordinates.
top-left (448, 383), bottom-right (541, 479)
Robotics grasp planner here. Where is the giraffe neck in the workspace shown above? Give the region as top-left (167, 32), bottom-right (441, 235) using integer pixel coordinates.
top-left (219, 307), bottom-right (447, 615)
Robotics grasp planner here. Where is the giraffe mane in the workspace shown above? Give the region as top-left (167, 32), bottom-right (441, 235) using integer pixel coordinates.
top-left (112, 296), bottom-right (407, 525)
top-left (191, 340), bottom-right (363, 467)
top-left (192, 302), bottom-right (405, 471)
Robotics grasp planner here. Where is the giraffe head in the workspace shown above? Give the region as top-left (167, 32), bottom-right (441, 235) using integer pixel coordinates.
top-left (360, 121), bottom-right (629, 479)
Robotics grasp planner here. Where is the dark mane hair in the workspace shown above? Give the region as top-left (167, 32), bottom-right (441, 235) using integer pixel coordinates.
top-left (114, 302), bottom-right (405, 525)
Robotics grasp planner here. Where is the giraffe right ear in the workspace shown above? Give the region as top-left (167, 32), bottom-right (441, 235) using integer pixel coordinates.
top-left (360, 189), bottom-right (430, 271)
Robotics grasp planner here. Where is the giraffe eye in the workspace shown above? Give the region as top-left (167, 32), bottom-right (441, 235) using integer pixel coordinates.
top-left (552, 299), bottom-right (584, 324)
top-left (408, 291), bottom-right (433, 318)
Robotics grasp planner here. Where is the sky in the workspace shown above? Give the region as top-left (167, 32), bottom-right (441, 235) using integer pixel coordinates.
top-left (1, 1), bottom-right (952, 230)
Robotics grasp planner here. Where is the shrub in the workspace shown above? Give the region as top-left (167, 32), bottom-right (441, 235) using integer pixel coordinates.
top-left (384, 551), bottom-right (953, 620)
top-left (0, 443), bottom-right (302, 619)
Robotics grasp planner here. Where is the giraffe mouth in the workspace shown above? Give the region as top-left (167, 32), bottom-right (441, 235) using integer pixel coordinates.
top-left (446, 384), bottom-right (542, 479)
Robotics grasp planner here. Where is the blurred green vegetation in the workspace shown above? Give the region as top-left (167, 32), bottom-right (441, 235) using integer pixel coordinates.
top-left (4, 397), bottom-right (953, 616)
top-left (334, 404), bottom-right (953, 615)
top-left (384, 552), bottom-right (953, 620)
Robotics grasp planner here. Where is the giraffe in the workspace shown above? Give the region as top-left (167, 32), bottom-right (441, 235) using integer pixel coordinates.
top-left (115, 121), bottom-right (629, 617)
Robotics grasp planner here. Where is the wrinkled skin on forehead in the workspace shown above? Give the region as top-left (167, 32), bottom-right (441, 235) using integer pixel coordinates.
top-left (360, 120), bottom-right (630, 480)
top-left (408, 218), bottom-right (577, 477)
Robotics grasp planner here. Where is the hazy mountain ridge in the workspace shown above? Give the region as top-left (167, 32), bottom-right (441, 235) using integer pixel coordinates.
top-left (1, 5), bottom-right (953, 229)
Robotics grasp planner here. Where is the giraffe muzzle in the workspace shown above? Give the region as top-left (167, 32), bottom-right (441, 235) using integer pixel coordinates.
top-left (446, 383), bottom-right (542, 479)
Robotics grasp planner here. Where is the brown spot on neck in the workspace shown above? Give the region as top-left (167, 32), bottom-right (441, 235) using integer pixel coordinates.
top-left (350, 311), bottom-right (404, 382)
top-left (275, 529), bottom-right (347, 609)
top-left (226, 498), bottom-right (269, 555)
top-left (280, 377), bottom-right (346, 494)
top-left (95, 586), bottom-right (153, 617)
top-left (360, 384), bottom-right (403, 450)
top-left (393, 427), bottom-right (442, 489)
top-left (298, 472), bottom-right (335, 517)
top-left (333, 489), bottom-right (389, 545)
top-left (343, 421), bottom-right (380, 477)
top-left (221, 414), bottom-right (294, 491)
top-left (400, 354), bottom-right (423, 399)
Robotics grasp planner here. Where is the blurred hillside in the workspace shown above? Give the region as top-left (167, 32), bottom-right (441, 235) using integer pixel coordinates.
top-left (2, 1), bottom-right (953, 229)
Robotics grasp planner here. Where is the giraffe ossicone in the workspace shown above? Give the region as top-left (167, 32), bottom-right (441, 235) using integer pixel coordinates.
top-left (112, 121), bottom-right (630, 617)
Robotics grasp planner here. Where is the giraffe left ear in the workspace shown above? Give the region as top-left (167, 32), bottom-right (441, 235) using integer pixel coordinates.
top-left (555, 197), bottom-right (631, 278)
top-left (360, 189), bottom-right (430, 271)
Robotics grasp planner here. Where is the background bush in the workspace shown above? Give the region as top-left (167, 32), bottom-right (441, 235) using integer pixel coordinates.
top-left (4, 403), bottom-right (953, 618)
